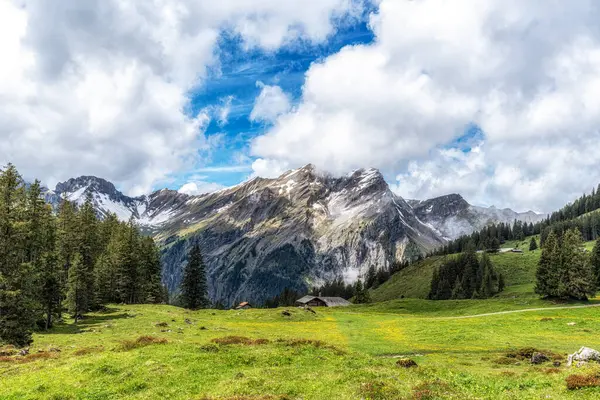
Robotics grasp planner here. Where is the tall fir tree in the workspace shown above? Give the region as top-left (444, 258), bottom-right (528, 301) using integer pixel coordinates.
top-left (559, 229), bottom-right (596, 300)
top-left (353, 279), bottom-right (371, 304)
top-left (0, 164), bottom-right (36, 346)
top-left (529, 237), bottom-right (538, 251)
top-left (66, 253), bottom-right (89, 322)
top-left (535, 230), bottom-right (560, 297)
top-left (180, 244), bottom-right (209, 309)
top-left (590, 237), bottom-right (600, 287)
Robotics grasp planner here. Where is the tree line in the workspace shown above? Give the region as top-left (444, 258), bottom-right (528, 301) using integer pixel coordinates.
top-left (0, 164), bottom-right (165, 347)
top-left (435, 184), bottom-right (600, 257)
top-left (429, 244), bottom-right (504, 300)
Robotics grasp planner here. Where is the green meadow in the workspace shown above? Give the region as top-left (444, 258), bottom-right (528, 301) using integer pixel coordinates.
top-left (2, 244), bottom-right (600, 399)
top-left (1, 298), bottom-right (600, 399)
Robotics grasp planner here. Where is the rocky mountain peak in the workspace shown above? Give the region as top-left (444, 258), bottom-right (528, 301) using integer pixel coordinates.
top-left (55, 176), bottom-right (121, 200)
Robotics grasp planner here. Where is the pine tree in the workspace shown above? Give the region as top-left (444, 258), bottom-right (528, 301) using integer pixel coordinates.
top-left (77, 194), bottom-right (99, 309)
top-left (535, 231), bottom-right (560, 297)
top-left (590, 237), bottom-right (600, 287)
top-left (365, 265), bottom-right (377, 289)
top-left (0, 164), bottom-right (36, 346)
top-left (559, 228), bottom-right (596, 300)
top-left (38, 252), bottom-right (61, 329)
top-left (451, 277), bottom-right (466, 299)
top-left (115, 221), bottom-right (140, 304)
top-left (498, 273), bottom-right (505, 292)
top-left (56, 198), bottom-right (78, 316)
top-left (180, 244), bottom-right (209, 309)
top-left (66, 254), bottom-right (89, 322)
top-left (353, 279), bottom-right (370, 304)
top-left (488, 237), bottom-right (500, 253)
top-left (138, 236), bottom-right (164, 303)
top-left (529, 237), bottom-right (538, 251)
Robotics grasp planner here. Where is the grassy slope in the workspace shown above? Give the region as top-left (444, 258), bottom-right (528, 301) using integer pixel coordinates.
top-left (371, 235), bottom-right (594, 302)
top-left (2, 301), bottom-right (600, 399)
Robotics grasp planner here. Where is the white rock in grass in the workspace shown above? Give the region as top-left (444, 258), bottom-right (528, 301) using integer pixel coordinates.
top-left (567, 347), bottom-right (600, 367)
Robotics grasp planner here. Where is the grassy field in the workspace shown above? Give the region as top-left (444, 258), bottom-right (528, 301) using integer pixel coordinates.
top-left (2, 299), bottom-right (600, 399)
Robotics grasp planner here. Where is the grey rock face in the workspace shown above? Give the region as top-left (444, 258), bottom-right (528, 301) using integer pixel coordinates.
top-left (410, 194), bottom-right (545, 240)
top-left (155, 166), bottom-right (444, 306)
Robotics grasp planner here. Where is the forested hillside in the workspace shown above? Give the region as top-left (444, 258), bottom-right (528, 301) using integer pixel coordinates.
top-left (0, 164), bottom-right (165, 347)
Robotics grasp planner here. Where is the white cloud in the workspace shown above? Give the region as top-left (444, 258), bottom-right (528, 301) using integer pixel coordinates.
top-left (250, 82), bottom-right (292, 123)
top-left (251, 158), bottom-right (291, 178)
top-left (0, 0), bottom-right (363, 195)
top-left (252, 0), bottom-right (600, 212)
top-left (178, 180), bottom-right (226, 195)
top-left (217, 96), bottom-right (234, 127)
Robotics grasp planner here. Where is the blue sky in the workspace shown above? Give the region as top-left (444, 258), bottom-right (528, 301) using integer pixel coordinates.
top-left (174, 16), bottom-right (376, 190)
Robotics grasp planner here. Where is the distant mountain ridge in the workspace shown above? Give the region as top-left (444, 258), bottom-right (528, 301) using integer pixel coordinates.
top-left (409, 193), bottom-right (545, 240)
top-left (41, 166), bottom-right (543, 306)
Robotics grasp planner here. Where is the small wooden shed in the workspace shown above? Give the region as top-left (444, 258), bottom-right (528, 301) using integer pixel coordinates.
top-left (295, 295), bottom-right (351, 307)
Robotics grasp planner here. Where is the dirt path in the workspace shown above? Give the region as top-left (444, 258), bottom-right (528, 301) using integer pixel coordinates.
top-left (437, 303), bottom-right (600, 319)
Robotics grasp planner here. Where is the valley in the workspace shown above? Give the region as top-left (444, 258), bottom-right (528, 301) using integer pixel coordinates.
top-left (42, 165), bottom-right (544, 306)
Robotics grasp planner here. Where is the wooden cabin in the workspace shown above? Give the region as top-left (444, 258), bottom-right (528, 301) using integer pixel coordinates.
top-left (295, 295), bottom-right (351, 307)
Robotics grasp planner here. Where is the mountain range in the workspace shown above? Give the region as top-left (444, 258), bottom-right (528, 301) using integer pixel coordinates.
top-left (42, 165), bottom-right (544, 306)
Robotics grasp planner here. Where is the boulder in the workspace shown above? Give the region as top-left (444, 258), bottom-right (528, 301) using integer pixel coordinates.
top-left (531, 352), bottom-right (550, 364)
top-left (567, 347), bottom-right (600, 367)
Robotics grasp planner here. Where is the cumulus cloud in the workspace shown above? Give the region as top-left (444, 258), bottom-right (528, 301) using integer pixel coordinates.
top-left (178, 180), bottom-right (226, 195)
top-left (251, 0), bottom-right (600, 212)
top-left (0, 0), bottom-right (362, 195)
top-left (250, 82), bottom-right (292, 123)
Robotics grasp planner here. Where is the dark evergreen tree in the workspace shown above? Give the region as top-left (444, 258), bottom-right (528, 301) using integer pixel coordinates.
top-left (591, 237), bottom-right (600, 287)
top-left (535, 231), bottom-right (560, 297)
top-left (353, 279), bottom-right (370, 304)
top-left (0, 164), bottom-right (36, 346)
top-left (529, 237), bottom-right (538, 251)
top-left (559, 229), bottom-right (596, 300)
top-left (180, 244), bottom-right (209, 309)
top-left (66, 254), bottom-right (88, 322)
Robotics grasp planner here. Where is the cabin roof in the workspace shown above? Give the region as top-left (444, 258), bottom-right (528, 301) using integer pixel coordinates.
top-left (295, 296), bottom-right (351, 307)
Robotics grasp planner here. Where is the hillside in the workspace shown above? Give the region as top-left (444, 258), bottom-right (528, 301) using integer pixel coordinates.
top-left (2, 301), bottom-right (600, 399)
top-left (370, 235), bottom-right (571, 302)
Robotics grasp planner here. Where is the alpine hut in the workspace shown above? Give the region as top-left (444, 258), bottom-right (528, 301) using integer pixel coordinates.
top-left (295, 295), bottom-right (351, 307)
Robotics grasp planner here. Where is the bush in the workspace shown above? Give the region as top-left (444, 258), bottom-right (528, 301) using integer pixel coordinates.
top-left (396, 358), bottom-right (418, 368)
top-left (566, 373), bottom-right (600, 390)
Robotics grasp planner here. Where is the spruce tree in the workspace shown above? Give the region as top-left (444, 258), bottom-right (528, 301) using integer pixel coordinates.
top-left (353, 279), bottom-right (370, 304)
top-left (590, 237), bottom-right (600, 287)
top-left (535, 231), bottom-right (560, 297)
top-left (39, 252), bottom-right (61, 329)
top-left (138, 236), bottom-right (164, 303)
top-left (451, 277), bottom-right (466, 299)
top-left (529, 237), bottom-right (538, 251)
top-left (498, 273), bottom-right (505, 292)
top-left (77, 194), bottom-right (99, 309)
top-left (0, 164), bottom-right (36, 346)
top-left (180, 244), bottom-right (209, 309)
top-left (66, 254), bottom-right (89, 322)
top-left (559, 228), bottom-right (596, 300)
top-left (115, 221), bottom-right (140, 304)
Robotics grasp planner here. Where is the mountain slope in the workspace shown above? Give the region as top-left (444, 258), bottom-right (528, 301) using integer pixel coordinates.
top-left (156, 165), bottom-right (444, 306)
top-left (409, 194), bottom-right (545, 240)
top-left (43, 169), bottom-right (544, 306)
